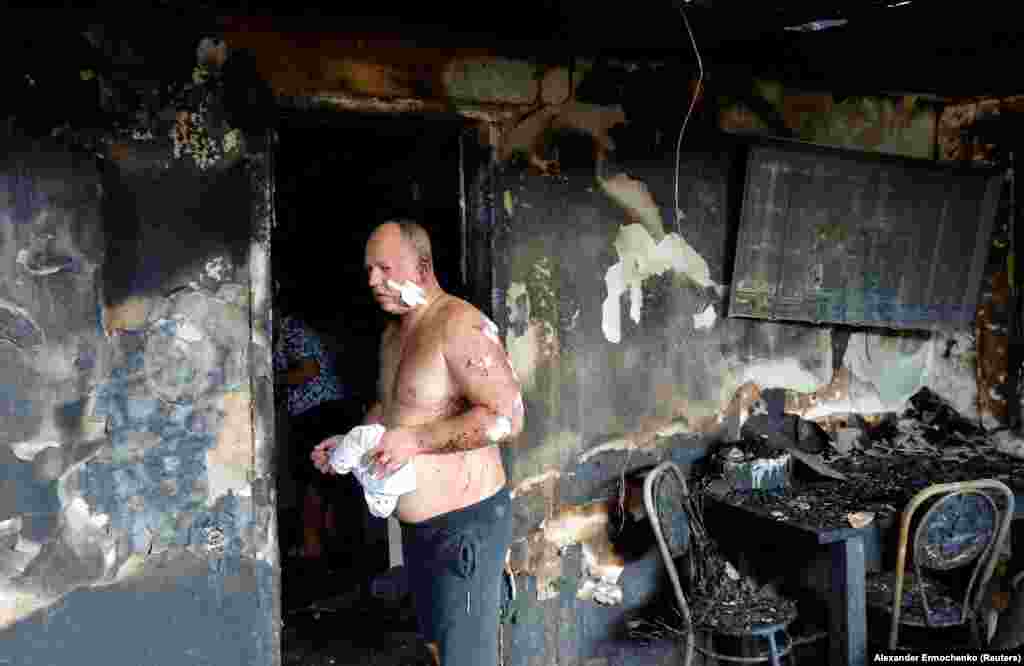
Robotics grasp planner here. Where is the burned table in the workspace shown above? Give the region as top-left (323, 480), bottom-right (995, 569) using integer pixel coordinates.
top-left (703, 472), bottom-right (1024, 666)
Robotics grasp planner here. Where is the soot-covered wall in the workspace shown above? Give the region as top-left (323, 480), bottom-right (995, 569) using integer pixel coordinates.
top-left (495, 121), bottom-right (989, 664)
top-left (0, 136), bottom-right (278, 666)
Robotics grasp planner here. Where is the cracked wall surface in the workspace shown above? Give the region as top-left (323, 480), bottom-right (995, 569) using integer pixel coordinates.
top-left (1, 136), bottom-right (277, 666)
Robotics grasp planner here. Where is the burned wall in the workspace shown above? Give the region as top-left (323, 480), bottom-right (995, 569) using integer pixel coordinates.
top-left (495, 99), bottom-right (988, 661)
top-left (718, 79), bottom-right (939, 159)
top-left (496, 138), bottom-right (831, 662)
top-left (717, 80), bottom-right (1016, 427)
top-left (0, 17), bottom-right (1007, 664)
top-left (0, 135), bottom-right (277, 666)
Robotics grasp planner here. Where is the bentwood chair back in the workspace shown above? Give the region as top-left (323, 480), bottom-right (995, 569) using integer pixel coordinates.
top-left (867, 479), bottom-right (1013, 650)
top-left (644, 461), bottom-right (795, 666)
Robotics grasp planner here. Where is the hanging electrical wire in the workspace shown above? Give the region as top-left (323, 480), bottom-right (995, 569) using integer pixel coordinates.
top-left (673, 2), bottom-right (704, 237)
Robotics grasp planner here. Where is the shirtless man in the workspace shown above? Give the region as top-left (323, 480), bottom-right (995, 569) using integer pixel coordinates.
top-left (311, 220), bottom-right (524, 666)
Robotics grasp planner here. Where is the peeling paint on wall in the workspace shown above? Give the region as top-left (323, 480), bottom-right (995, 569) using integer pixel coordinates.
top-left (739, 358), bottom-right (825, 395)
top-left (0, 584), bottom-right (49, 628)
top-left (508, 322), bottom-right (542, 394)
top-left (206, 391), bottom-right (253, 501)
top-left (720, 80), bottom-right (937, 159)
top-left (924, 330), bottom-right (980, 422)
top-left (936, 97), bottom-right (1024, 164)
top-left (494, 82), bottom-right (1005, 662)
top-left (0, 298), bottom-right (46, 350)
top-left (515, 499), bottom-right (626, 603)
top-left (204, 255), bottom-right (232, 282)
top-left (601, 223), bottom-right (713, 344)
top-left (692, 303), bottom-right (716, 330)
top-left (844, 330), bottom-right (931, 409)
top-left (506, 258), bottom-right (564, 394)
top-left (10, 439), bottom-right (61, 462)
top-left (577, 437), bottom-right (636, 464)
top-left (511, 469), bottom-right (562, 499)
top-left (779, 329), bottom-right (981, 427)
top-left (444, 57), bottom-right (538, 105)
top-left (598, 173), bottom-right (668, 241)
top-left (0, 142), bottom-right (272, 665)
top-left (515, 430), bottom-right (583, 486)
top-left (500, 102), bottom-right (626, 175)
top-left (575, 417), bottom-right (694, 466)
top-left (103, 296), bottom-right (152, 334)
top-left (507, 281), bottom-right (529, 334)
top-left (541, 500), bottom-right (609, 549)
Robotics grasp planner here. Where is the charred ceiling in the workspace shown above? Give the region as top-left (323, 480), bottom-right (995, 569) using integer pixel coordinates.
top-left (140, 1), bottom-right (1024, 98)
top-left (2, 2), bottom-right (1023, 144)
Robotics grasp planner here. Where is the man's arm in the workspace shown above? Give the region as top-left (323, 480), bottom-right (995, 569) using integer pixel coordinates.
top-left (413, 304), bottom-right (524, 455)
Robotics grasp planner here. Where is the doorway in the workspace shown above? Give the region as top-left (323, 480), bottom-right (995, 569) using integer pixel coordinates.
top-left (271, 110), bottom-right (486, 659)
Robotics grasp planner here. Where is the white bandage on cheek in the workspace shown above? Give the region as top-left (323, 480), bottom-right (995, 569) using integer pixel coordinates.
top-left (386, 279), bottom-right (427, 307)
top-left (486, 415), bottom-right (513, 443)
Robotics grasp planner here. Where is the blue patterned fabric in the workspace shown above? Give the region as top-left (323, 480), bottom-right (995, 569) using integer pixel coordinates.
top-left (273, 315), bottom-right (345, 416)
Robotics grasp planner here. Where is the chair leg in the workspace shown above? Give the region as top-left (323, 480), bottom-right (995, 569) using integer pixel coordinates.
top-left (766, 631), bottom-right (781, 666)
top-left (696, 630), bottom-right (711, 666)
top-left (970, 614), bottom-right (983, 649)
top-left (692, 627), bottom-right (800, 665)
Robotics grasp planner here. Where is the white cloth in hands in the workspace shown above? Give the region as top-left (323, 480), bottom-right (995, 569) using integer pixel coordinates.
top-left (326, 424), bottom-right (417, 518)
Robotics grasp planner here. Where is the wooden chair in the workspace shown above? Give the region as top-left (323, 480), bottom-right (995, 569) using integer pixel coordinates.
top-left (643, 461), bottom-right (797, 666)
top-left (865, 479), bottom-right (1014, 650)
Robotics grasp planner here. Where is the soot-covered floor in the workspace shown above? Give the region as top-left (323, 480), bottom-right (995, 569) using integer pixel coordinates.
top-left (281, 556), bottom-right (434, 666)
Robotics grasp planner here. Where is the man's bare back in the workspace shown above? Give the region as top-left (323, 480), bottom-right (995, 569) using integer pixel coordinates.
top-left (378, 294), bottom-right (510, 522)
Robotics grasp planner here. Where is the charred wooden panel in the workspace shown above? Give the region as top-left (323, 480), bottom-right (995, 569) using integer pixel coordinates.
top-left (730, 140), bottom-right (1000, 331)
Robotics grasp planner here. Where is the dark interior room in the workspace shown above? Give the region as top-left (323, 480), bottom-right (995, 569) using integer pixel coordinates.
top-left (4, 3), bottom-right (1024, 665)
top-left (271, 111), bottom-right (481, 663)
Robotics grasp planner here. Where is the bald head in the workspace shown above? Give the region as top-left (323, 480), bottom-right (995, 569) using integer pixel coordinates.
top-left (366, 220), bottom-right (442, 314)
top-left (371, 220), bottom-right (433, 275)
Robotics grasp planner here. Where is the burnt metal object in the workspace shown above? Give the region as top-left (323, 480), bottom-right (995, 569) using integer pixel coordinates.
top-left (872, 481), bottom-right (1013, 650)
top-left (903, 387), bottom-right (986, 439)
top-left (741, 387), bottom-right (829, 454)
top-left (718, 447), bottom-right (793, 492)
top-left (740, 415), bottom-right (797, 454)
top-left (741, 414), bottom-right (829, 456)
top-left (796, 419), bottom-right (830, 454)
top-left (716, 385), bottom-right (1024, 532)
top-left (832, 326), bottom-right (852, 372)
top-left (644, 463), bottom-right (799, 662)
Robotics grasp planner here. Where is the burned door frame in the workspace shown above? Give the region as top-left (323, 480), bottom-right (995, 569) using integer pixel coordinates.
top-left (254, 110), bottom-right (502, 611)
top-left (247, 130), bottom-right (283, 666)
top-left (462, 123), bottom-right (504, 327)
